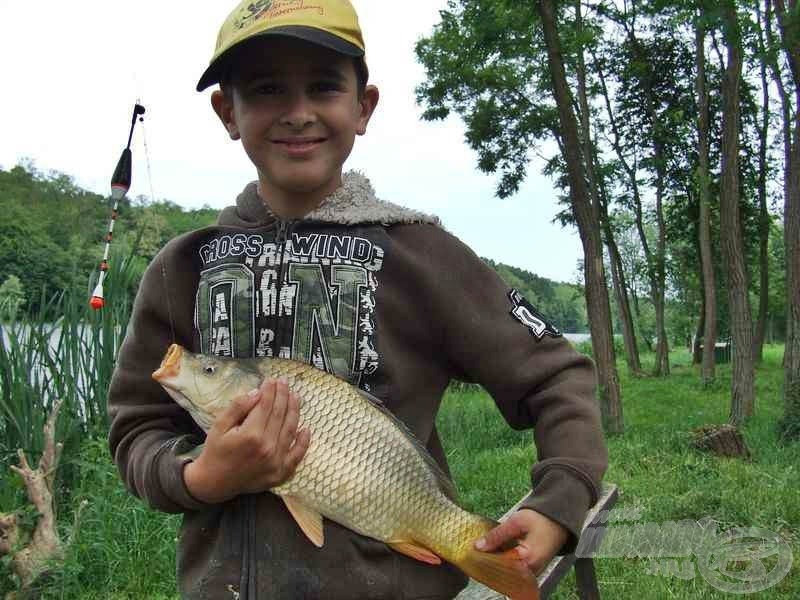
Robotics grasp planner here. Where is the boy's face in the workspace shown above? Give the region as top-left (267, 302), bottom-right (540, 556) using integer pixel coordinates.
top-left (211, 37), bottom-right (378, 206)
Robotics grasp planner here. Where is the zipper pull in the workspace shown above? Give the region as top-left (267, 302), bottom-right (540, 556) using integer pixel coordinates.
top-left (276, 219), bottom-right (288, 244)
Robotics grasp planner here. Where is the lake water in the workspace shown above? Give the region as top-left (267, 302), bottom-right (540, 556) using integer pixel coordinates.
top-left (0, 322), bottom-right (101, 419)
top-left (563, 333), bottom-right (591, 344)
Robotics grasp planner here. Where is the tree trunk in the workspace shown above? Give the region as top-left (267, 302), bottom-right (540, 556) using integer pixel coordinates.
top-left (652, 141), bottom-right (670, 377)
top-left (693, 279), bottom-right (706, 365)
top-left (719, 2), bottom-right (755, 425)
top-left (538, 0), bottom-right (623, 433)
top-left (772, 0), bottom-right (800, 440)
top-left (629, 286), bottom-right (651, 352)
top-left (603, 203), bottom-right (642, 376)
top-left (696, 14), bottom-right (718, 384)
top-left (688, 176), bottom-right (703, 365)
top-left (691, 424), bottom-right (752, 459)
top-left (600, 181), bottom-right (642, 375)
top-left (765, 0), bottom-right (793, 372)
top-left (753, 0), bottom-right (772, 363)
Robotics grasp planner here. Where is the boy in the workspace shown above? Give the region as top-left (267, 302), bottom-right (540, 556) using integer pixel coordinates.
top-left (107, 1), bottom-right (608, 598)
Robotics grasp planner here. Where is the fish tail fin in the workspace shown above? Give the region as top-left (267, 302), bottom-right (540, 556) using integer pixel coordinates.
top-left (456, 545), bottom-right (540, 600)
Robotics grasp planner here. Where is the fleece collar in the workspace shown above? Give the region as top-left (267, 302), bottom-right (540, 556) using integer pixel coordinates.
top-left (218, 171), bottom-right (440, 228)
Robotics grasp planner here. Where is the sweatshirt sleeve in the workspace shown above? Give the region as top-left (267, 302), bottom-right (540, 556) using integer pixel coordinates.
top-left (107, 253), bottom-right (208, 514)
top-left (409, 225), bottom-right (608, 553)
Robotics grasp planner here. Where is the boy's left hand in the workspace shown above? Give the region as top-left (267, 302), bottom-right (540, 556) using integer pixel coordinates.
top-left (474, 509), bottom-right (569, 575)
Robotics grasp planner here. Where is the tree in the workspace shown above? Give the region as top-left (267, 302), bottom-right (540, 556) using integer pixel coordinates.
top-left (592, 0), bottom-right (697, 377)
top-left (769, 0), bottom-right (800, 439)
top-left (0, 275), bottom-right (24, 321)
top-left (695, 7), bottom-right (719, 384)
top-left (719, 0), bottom-right (756, 425)
top-left (0, 210), bottom-right (73, 308)
top-left (538, 0), bottom-right (623, 432)
top-left (752, 0), bottom-right (774, 363)
top-left (598, 165), bottom-right (643, 375)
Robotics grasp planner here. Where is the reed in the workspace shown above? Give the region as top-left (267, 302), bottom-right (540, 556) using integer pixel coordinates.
top-left (0, 250), bottom-right (145, 473)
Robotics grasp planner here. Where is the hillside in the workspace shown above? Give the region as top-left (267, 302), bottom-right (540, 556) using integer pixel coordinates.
top-left (482, 258), bottom-right (587, 333)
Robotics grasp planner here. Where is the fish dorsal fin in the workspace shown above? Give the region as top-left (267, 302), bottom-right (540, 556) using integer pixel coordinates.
top-left (282, 496), bottom-right (324, 548)
top-left (356, 388), bottom-right (459, 503)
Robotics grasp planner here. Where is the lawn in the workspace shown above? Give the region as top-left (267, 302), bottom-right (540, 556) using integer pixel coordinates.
top-left (438, 344), bottom-right (800, 599)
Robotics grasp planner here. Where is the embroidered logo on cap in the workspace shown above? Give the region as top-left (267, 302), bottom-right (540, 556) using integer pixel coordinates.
top-left (235, 0), bottom-right (274, 30)
top-left (508, 289), bottom-right (562, 340)
top-left (236, 0), bottom-right (326, 30)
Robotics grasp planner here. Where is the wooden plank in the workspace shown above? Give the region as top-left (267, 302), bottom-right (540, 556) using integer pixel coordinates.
top-left (455, 484), bottom-right (618, 600)
top-left (538, 553), bottom-right (577, 598)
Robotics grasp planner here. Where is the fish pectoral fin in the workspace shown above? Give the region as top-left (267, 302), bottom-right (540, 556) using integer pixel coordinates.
top-left (282, 496), bottom-right (324, 548)
top-left (387, 541), bottom-right (442, 565)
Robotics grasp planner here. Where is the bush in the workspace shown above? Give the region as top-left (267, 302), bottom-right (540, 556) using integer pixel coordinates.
top-left (0, 275), bottom-right (24, 322)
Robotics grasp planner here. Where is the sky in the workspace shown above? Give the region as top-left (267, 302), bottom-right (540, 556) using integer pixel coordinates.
top-left (0, 0), bottom-right (583, 284)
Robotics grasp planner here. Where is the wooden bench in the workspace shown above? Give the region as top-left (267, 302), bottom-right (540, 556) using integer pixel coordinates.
top-left (455, 483), bottom-right (619, 600)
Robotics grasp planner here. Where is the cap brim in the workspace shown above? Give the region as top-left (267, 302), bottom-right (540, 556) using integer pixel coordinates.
top-left (196, 26), bottom-right (364, 92)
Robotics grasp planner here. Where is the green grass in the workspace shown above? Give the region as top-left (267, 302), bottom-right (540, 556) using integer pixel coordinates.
top-left (1, 345), bottom-right (798, 598)
top-left (1, 438), bottom-right (181, 599)
top-left (438, 344), bottom-right (800, 599)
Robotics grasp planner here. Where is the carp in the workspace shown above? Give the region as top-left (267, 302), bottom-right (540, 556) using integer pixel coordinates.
top-left (152, 343), bottom-right (539, 600)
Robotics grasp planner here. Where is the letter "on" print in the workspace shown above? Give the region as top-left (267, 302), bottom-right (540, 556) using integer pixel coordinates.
top-left (288, 263), bottom-right (368, 383)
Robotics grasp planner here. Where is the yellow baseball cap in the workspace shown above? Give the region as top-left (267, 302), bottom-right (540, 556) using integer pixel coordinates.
top-left (197, 0), bottom-right (367, 92)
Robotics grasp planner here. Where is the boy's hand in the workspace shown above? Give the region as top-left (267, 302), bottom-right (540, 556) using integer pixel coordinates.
top-left (183, 378), bottom-right (311, 504)
top-left (474, 509), bottom-right (569, 575)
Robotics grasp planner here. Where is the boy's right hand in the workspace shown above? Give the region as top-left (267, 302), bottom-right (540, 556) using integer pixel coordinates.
top-left (183, 378), bottom-right (311, 504)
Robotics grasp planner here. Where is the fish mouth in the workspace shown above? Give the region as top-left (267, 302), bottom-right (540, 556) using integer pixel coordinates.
top-left (152, 344), bottom-right (182, 382)
top-left (162, 386), bottom-right (191, 408)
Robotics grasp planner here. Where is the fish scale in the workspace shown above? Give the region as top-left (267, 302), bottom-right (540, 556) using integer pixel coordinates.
top-left (272, 362), bottom-right (433, 541)
top-left (152, 344), bottom-right (540, 600)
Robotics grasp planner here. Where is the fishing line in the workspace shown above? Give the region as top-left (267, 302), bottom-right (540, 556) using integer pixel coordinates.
top-left (138, 100), bottom-right (158, 203)
top-left (90, 103), bottom-right (146, 310)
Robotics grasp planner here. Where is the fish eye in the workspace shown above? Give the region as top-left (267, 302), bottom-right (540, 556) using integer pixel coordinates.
top-left (203, 364), bottom-right (216, 375)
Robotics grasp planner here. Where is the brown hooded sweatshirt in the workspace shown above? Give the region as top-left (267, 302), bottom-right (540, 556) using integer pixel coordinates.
top-left (107, 172), bottom-right (608, 600)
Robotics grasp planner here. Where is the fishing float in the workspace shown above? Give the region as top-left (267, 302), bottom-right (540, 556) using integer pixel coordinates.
top-left (90, 103), bottom-right (146, 310)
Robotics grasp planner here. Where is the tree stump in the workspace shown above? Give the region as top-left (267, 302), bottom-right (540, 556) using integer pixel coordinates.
top-left (691, 424), bottom-right (751, 459)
